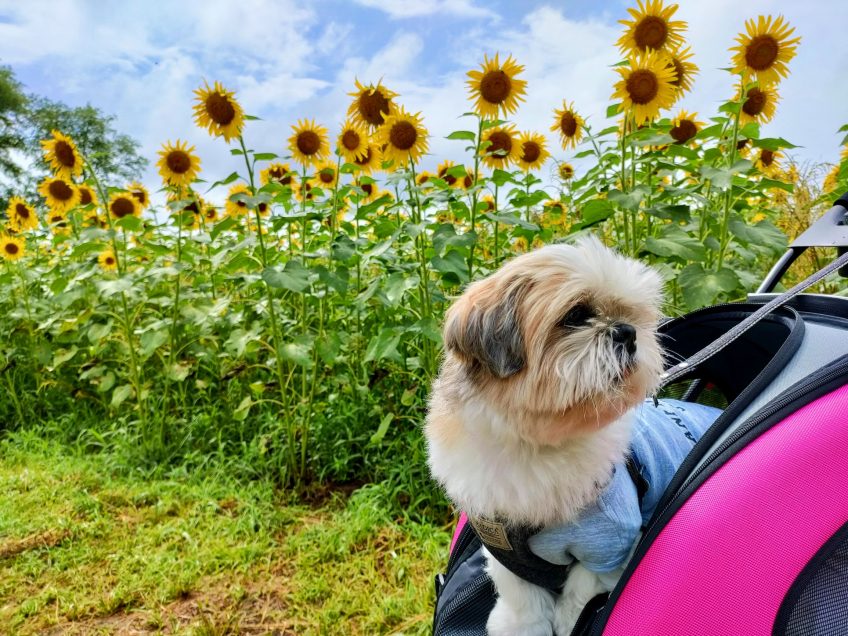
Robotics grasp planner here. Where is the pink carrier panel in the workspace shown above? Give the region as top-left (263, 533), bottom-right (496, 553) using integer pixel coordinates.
top-left (603, 384), bottom-right (848, 635)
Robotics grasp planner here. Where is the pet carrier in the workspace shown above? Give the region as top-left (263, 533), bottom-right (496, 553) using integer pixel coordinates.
top-left (432, 192), bottom-right (848, 636)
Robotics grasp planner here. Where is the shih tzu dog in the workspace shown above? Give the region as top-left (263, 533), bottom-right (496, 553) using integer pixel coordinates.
top-left (426, 237), bottom-right (668, 636)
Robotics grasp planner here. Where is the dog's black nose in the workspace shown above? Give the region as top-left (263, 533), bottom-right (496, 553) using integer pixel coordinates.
top-left (611, 323), bottom-right (637, 355)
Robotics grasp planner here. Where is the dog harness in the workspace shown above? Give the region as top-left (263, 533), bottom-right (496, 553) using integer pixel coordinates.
top-left (468, 399), bottom-right (722, 592)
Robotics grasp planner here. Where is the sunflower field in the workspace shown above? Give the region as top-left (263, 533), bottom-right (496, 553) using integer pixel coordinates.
top-left (1, 3), bottom-right (845, 516)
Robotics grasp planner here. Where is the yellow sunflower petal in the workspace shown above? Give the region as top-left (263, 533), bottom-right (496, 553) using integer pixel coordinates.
top-left (157, 140), bottom-right (202, 187)
top-left (40, 130), bottom-right (83, 179)
top-left (374, 107), bottom-right (428, 169)
top-left (480, 124), bottom-right (521, 169)
top-left (516, 131), bottom-right (550, 172)
top-left (288, 119), bottom-right (330, 167)
top-left (612, 50), bottom-right (679, 125)
top-left (617, 0), bottom-right (688, 55)
top-left (6, 196), bottom-right (39, 232)
top-left (550, 101), bottom-right (585, 150)
top-left (466, 53), bottom-right (527, 119)
top-left (38, 176), bottom-right (80, 213)
top-left (193, 80), bottom-right (245, 142)
top-left (730, 15), bottom-right (801, 86)
top-left (347, 79), bottom-right (399, 129)
top-left (0, 234), bottom-right (25, 261)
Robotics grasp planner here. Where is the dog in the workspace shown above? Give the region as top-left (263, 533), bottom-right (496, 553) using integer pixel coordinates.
top-left (425, 236), bottom-right (668, 635)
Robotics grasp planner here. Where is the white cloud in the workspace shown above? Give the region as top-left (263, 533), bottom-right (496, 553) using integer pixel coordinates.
top-left (350, 0), bottom-right (496, 20)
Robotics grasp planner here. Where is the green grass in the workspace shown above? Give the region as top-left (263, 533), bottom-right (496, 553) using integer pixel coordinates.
top-left (0, 432), bottom-right (450, 635)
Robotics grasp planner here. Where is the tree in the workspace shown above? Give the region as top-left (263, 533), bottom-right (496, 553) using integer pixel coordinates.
top-left (0, 66), bottom-right (147, 210)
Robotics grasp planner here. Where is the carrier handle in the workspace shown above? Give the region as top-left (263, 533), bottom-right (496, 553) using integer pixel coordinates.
top-left (658, 248), bottom-right (848, 389)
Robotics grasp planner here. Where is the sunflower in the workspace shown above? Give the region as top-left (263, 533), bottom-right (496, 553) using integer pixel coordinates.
top-left (730, 15), bottom-right (801, 86)
top-left (108, 192), bottom-right (141, 220)
top-left (77, 184), bottom-right (98, 208)
top-left (460, 168), bottom-right (478, 190)
top-left (466, 53), bottom-right (528, 119)
top-left (481, 194), bottom-right (496, 213)
top-left (337, 119), bottom-right (370, 163)
top-left (6, 197), bottom-right (38, 232)
top-left (157, 140), bottom-right (202, 187)
top-left (311, 161), bottom-right (338, 189)
top-left (0, 234), bottom-right (24, 261)
top-left (203, 205), bottom-right (220, 224)
top-left (193, 80), bottom-right (245, 142)
top-left (665, 46), bottom-right (698, 96)
top-left (40, 130), bottom-right (83, 179)
top-left (517, 131), bottom-right (550, 172)
top-left (558, 162), bottom-right (575, 181)
top-left (823, 165), bottom-right (840, 193)
top-left (755, 148), bottom-right (783, 178)
top-left (226, 184), bottom-right (252, 218)
top-left (289, 119), bottom-right (329, 167)
top-left (374, 106), bottom-right (428, 169)
top-left (738, 85), bottom-right (779, 125)
top-left (126, 182), bottom-right (150, 210)
top-left (98, 249), bottom-right (118, 271)
top-left (437, 160), bottom-right (460, 188)
top-left (47, 210), bottom-right (70, 235)
top-left (295, 181), bottom-right (315, 203)
top-left (669, 109), bottom-right (702, 144)
top-left (169, 194), bottom-right (205, 228)
top-left (347, 79), bottom-right (398, 129)
top-left (543, 199), bottom-right (570, 229)
top-left (83, 210), bottom-right (107, 229)
top-left (480, 125), bottom-right (520, 169)
top-left (416, 170), bottom-right (434, 187)
top-left (353, 179), bottom-right (378, 204)
top-left (260, 162), bottom-right (297, 188)
top-left (550, 101), bottom-right (584, 150)
top-left (612, 50), bottom-right (679, 125)
top-left (38, 176), bottom-right (80, 213)
top-left (351, 144), bottom-right (381, 175)
top-left (617, 0), bottom-right (687, 55)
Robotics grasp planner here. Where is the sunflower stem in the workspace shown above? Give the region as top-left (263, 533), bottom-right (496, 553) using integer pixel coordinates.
top-left (717, 86), bottom-right (745, 271)
top-left (468, 116), bottom-right (484, 279)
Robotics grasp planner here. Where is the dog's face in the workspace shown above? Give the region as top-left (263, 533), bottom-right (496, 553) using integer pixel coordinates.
top-left (442, 236), bottom-right (664, 446)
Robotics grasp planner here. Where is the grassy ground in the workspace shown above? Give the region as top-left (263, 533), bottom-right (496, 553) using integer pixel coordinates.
top-left (0, 432), bottom-right (450, 635)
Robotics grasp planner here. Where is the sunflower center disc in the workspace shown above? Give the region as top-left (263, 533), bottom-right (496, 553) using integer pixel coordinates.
top-left (560, 165), bottom-right (574, 179)
top-left (463, 173), bottom-right (473, 188)
top-left (439, 168), bottom-right (457, 186)
top-left (342, 130), bottom-right (361, 150)
top-left (258, 203), bottom-right (268, 213)
top-left (746, 35), bottom-right (779, 71)
top-left (359, 91), bottom-right (390, 126)
top-left (488, 131), bottom-right (512, 156)
top-left (319, 169), bottom-right (335, 184)
top-left (54, 141), bottom-right (76, 168)
top-left (634, 16), bottom-right (668, 50)
top-left (167, 151), bottom-right (192, 174)
top-left (361, 183), bottom-right (373, 195)
top-left (205, 93), bottom-right (236, 126)
top-left (48, 180), bottom-right (74, 201)
top-left (130, 190), bottom-right (145, 205)
top-left (480, 70), bottom-right (511, 104)
top-left (743, 89), bottom-right (766, 116)
top-left (671, 119), bottom-right (697, 143)
top-left (297, 131), bottom-right (321, 155)
top-left (760, 149), bottom-right (775, 167)
top-left (626, 69), bottom-right (659, 104)
top-left (389, 121), bottom-right (417, 151)
top-left (560, 112), bottom-right (578, 136)
top-left (522, 142), bottom-right (541, 163)
top-left (111, 198), bottom-right (135, 218)
top-left (5, 243), bottom-right (19, 255)
top-left (79, 189), bottom-right (93, 205)
top-left (15, 203), bottom-right (30, 218)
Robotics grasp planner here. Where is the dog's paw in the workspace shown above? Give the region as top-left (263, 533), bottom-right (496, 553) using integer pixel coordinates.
top-left (487, 601), bottom-right (554, 636)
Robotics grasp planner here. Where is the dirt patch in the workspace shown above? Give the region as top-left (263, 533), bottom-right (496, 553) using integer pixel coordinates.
top-left (43, 567), bottom-right (298, 635)
top-left (0, 528), bottom-right (71, 560)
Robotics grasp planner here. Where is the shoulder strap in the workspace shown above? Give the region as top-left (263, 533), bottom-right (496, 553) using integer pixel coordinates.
top-left (658, 250), bottom-right (848, 390)
top-left (624, 456), bottom-right (649, 507)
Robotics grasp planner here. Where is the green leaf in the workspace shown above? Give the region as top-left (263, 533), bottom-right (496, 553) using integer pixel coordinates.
top-left (606, 103), bottom-right (622, 118)
top-left (728, 219), bottom-right (788, 252)
top-left (446, 130), bottom-right (476, 141)
top-left (262, 261), bottom-right (310, 293)
top-left (365, 329), bottom-right (401, 362)
top-left (210, 216), bottom-right (239, 240)
top-left (384, 272), bottom-right (420, 307)
top-left (87, 322), bottom-right (112, 344)
top-left (490, 169), bottom-right (514, 187)
top-left (51, 346), bottom-right (78, 370)
top-left (678, 264), bottom-right (741, 310)
top-left (317, 332), bottom-right (342, 365)
top-left (645, 204), bottom-right (690, 222)
top-left (370, 413), bottom-right (394, 445)
top-left (233, 396), bottom-right (252, 422)
top-left (430, 250), bottom-right (469, 284)
top-left (252, 152), bottom-right (278, 161)
top-left (207, 171), bottom-right (241, 191)
top-left (644, 226), bottom-right (706, 261)
top-left (114, 215), bottom-right (143, 232)
top-left (581, 199), bottom-right (615, 225)
top-left (281, 341), bottom-right (314, 368)
top-left (111, 384), bottom-right (134, 409)
top-left (331, 234), bottom-right (356, 262)
top-left (753, 137), bottom-right (798, 151)
top-left (139, 329), bottom-right (169, 359)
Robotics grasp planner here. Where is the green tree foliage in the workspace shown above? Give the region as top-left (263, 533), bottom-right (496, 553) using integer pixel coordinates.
top-left (0, 65), bottom-right (28, 180)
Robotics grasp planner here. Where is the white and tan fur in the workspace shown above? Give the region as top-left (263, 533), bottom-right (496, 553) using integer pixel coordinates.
top-left (426, 237), bottom-right (664, 635)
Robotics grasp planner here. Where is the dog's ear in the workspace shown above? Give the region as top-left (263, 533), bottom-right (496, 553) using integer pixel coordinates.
top-left (444, 279), bottom-right (527, 379)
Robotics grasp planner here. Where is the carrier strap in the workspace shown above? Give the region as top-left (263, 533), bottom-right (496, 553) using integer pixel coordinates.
top-left (658, 249), bottom-right (848, 390)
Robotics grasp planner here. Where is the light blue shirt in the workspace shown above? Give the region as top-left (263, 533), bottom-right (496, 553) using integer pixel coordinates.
top-left (528, 399), bottom-right (721, 574)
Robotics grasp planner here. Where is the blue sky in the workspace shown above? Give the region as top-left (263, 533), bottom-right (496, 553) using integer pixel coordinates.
top-left (2, 0), bottom-right (847, 205)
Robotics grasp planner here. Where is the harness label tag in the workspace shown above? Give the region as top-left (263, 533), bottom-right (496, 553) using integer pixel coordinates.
top-left (469, 517), bottom-right (513, 551)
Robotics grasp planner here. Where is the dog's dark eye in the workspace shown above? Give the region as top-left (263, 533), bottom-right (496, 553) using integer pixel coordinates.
top-left (559, 303), bottom-right (595, 329)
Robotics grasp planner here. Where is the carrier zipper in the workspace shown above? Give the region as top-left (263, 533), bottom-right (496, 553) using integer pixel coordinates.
top-left (444, 520), bottom-right (477, 577)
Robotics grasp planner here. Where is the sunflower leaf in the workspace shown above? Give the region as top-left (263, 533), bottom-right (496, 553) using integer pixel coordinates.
top-left (207, 172), bottom-right (241, 191)
top-left (370, 413), bottom-right (394, 445)
top-left (606, 103), bottom-right (622, 118)
top-left (677, 265), bottom-right (740, 310)
top-left (111, 384), bottom-right (134, 409)
top-left (446, 131), bottom-right (476, 141)
top-left (252, 152), bottom-right (278, 161)
top-left (753, 137), bottom-right (799, 151)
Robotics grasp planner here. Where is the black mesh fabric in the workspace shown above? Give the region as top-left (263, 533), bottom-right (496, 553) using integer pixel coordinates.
top-left (776, 522), bottom-right (848, 636)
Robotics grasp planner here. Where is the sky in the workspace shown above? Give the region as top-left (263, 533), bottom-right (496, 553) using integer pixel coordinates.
top-left (1, 0), bottom-right (847, 206)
